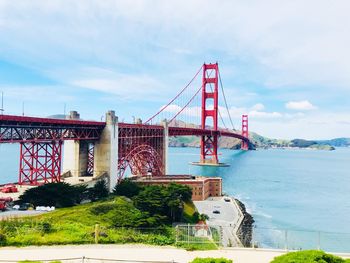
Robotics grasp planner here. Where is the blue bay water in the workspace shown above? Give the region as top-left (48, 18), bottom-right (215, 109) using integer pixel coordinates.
top-left (1, 144), bottom-right (349, 251)
top-left (169, 147), bottom-right (350, 251)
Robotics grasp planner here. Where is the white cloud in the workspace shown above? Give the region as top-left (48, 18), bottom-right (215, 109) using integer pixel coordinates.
top-left (285, 100), bottom-right (317, 111)
top-left (251, 103), bottom-right (265, 111)
top-left (249, 110), bottom-right (282, 119)
top-left (0, 1), bottom-right (350, 138)
top-left (161, 104), bottom-right (201, 117)
top-left (53, 66), bottom-right (168, 101)
top-left (250, 112), bottom-right (350, 140)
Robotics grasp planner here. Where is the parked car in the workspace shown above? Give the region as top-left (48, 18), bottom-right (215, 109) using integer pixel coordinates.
top-left (0, 201), bottom-right (6, 211)
top-left (18, 203), bottom-right (31, 211)
top-left (0, 197), bottom-right (13, 202)
top-left (224, 198), bottom-right (231, 202)
top-left (1, 184), bottom-right (18, 193)
top-left (213, 210), bottom-right (220, 214)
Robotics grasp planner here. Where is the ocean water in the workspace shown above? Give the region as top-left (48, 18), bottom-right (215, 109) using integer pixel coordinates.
top-left (169, 147), bottom-right (350, 252)
top-left (1, 144), bottom-right (350, 251)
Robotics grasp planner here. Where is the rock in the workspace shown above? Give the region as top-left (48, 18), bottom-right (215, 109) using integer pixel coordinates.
top-left (235, 198), bottom-right (255, 247)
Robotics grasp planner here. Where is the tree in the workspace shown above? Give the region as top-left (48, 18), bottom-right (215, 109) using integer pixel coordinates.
top-left (18, 182), bottom-right (87, 208)
top-left (133, 183), bottom-right (192, 223)
top-left (113, 178), bottom-right (141, 198)
top-left (88, 179), bottom-right (109, 201)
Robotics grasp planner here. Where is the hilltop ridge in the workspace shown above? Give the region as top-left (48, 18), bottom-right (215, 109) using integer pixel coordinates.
top-left (167, 121), bottom-right (345, 150)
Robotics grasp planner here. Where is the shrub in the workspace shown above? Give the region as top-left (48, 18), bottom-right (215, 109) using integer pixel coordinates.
top-left (88, 180), bottom-right (109, 201)
top-left (271, 250), bottom-right (348, 263)
top-left (133, 183), bottom-right (192, 223)
top-left (113, 178), bottom-right (141, 198)
top-left (90, 203), bottom-right (115, 215)
top-left (0, 229), bottom-right (7, 246)
top-left (189, 257), bottom-right (232, 263)
top-left (18, 182), bottom-right (87, 208)
top-left (38, 221), bottom-right (52, 234)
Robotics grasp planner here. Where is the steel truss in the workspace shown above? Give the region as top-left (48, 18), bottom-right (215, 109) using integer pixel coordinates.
top-left (87, 143), bottom-right (94, 176)
top-left (0, 114), bottom-right (104, 143)
top-left (19, 141), bottom-right (62, 185)
top-left (118, 124), bottom-right (164, 181)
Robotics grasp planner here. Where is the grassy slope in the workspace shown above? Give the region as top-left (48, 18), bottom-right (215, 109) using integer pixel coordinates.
top-left (1, 197), bottom-right (217, 250)
top-left (2, 197), bottom-right (175, 246)
top-left (182, 201), bottom-right (197, 223)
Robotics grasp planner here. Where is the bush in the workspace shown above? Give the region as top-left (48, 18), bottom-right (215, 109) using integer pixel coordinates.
top-left (0, 229), bottom-right (7, 246)
top-left (88, 179), bottom-right (109, 201)
top-left (113, 178), bottom-right (141, 198)
top-left (271, 250), bottom-right (348, 263)
top-left (18, 182), bottom-right (87, 208)
top-left (38, 221), bottom-right (52, 234)
top-left (133, 183), bottom-right (192, 223)
top-left (189, 258), bottom-right (232, 263)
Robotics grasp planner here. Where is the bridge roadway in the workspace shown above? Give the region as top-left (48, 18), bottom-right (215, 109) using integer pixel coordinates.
top-left (0, 114), bottom-right (248, 143)
top-left (0, 112), bottom-right (250, 186)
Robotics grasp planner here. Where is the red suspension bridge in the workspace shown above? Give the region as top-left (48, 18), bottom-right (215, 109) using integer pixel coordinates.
top-left (0, 63), bottom-right (251, 188)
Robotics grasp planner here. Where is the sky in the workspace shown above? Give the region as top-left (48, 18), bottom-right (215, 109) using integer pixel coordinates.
top-left (0, 0), bottom-right (350, 140)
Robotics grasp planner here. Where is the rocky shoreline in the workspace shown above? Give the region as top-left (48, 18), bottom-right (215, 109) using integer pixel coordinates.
top-left (234, 198), bottom-right (255, 247)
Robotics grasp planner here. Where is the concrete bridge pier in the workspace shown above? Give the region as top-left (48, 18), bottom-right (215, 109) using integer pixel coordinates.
top-left (63, 110), bottom-right (118, 192)
top-left (93, 110), bottom-right (118, 192)
top-left (63, 111), bottom-right (90, 177)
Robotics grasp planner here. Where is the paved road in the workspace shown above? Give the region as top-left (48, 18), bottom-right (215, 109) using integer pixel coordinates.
top-left (194, 196), bottom-right (243, 247)
top-left (0, 244), bottom-right (293, 263)
top-left (194, 197), bottom-right (239, 225)
top-left (0, 210), bottom-right (46, 219)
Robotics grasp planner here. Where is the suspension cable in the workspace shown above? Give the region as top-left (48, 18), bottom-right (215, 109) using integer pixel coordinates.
top-left (145, 65), bottom-right (203, 124)
top-left (218, 68), bottom-right (235, 130)
top-left (169, 85), bottom-right (202, 124)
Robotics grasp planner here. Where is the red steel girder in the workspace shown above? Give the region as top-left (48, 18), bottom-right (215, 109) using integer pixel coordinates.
top-left (118, 125), bottom-right (164, 181)
top-left (0, 114), bottom-right (104, 143)
top-left (18, 141), bottom-right (62, 185)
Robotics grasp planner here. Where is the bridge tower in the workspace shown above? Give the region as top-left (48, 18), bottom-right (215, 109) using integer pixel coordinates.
top-left (241, 114), bottom-right (249, 150)
top-left (200, 63), bottom-right (219, 164)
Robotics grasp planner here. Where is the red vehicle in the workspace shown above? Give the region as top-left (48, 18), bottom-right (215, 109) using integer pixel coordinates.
top-left (0, 197), bottom-right (13, 202)
top-left (0, 201), bottom-right (6, 211)
top-left (0, 184), bottom-right (18, 193)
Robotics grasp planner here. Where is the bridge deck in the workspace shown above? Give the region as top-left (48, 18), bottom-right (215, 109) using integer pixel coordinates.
top-left (0, 115), bottom-right (248, 143)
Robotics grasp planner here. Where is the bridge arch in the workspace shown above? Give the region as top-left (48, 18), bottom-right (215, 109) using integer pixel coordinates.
top-left (117, 144), bottom-right (163, 182)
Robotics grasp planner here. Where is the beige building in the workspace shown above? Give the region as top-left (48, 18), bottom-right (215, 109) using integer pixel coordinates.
top-left (134, 175), bottom-right (222, 201)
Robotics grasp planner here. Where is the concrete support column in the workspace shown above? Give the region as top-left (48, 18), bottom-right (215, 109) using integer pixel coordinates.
top-left (63, 111), bottom-right (89, 177)
top-left (63, 140), bottom-right (89, 177)
top-left (93, 110), bottom-right (118, 192)
top-left (162, 120), bottom-right (169, 175)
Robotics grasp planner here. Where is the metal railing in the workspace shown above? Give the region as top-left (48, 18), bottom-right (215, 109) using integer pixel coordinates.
top-left (175, 224), bottom-right (350, 253)
top-left (1, 222), bottom-right (350, 254)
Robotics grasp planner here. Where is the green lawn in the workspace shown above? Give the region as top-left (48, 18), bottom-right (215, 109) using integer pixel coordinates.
top-left (0, 197), bottom-right (175, 247)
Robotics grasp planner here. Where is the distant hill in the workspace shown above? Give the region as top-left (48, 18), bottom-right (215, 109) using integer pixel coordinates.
top-left (316, 138), bottom-right (350, 147)
top-left (167, 121), bottom-right (342, 151)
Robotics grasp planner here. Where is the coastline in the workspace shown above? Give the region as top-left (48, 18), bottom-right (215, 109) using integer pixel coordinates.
top-left (234, 198), bottom-right (255, 247)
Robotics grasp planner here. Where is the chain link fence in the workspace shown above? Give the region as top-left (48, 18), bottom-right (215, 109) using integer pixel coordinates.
top-left (175, 225), bottom-right (350, 253)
